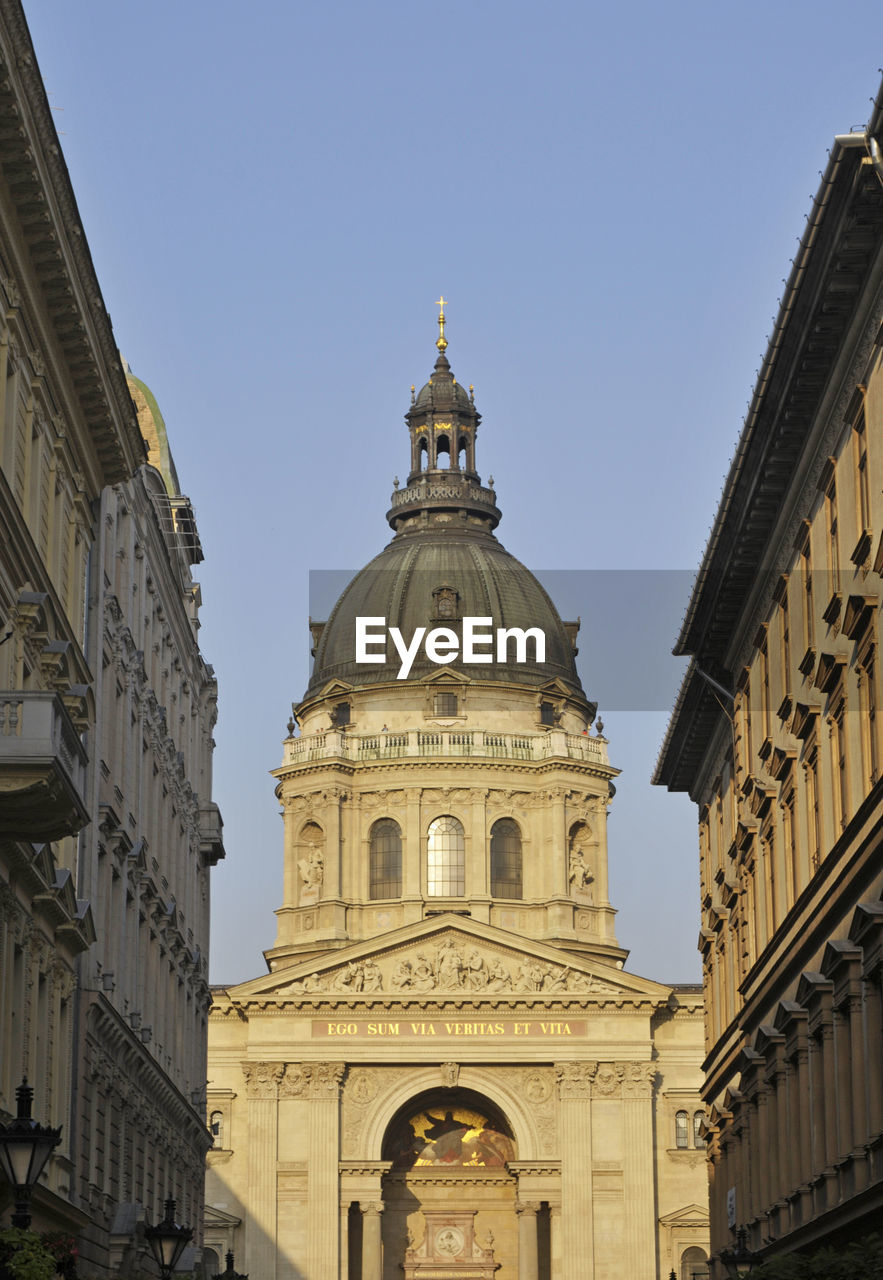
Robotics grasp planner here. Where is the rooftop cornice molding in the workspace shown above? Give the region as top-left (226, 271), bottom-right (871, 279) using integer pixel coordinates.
top-left (0, 0), bottom-right (145, 489)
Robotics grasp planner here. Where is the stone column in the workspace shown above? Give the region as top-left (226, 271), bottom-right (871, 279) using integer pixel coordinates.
top-left (516, 1201), bottom-right (539, 1280)
top-left (242, 1062), bottom-right (284, 1280)
top-left (361, 1202), bottom-right (383, 1280)
top-left (339, 1204), bottom-right (349, 1280)
top-left (555, 1062), bottom-right (595, 1280)
top-left (549, 1203), bottom-right (562, 1280)
top-left (325, 788), bottom-right (343, 899)
top-left (621, 1063), bottom-right (657, 1279)
top-left (470, 788), bottom-right (488, 899)
top-left (404, 787), bottom-right (421, 897)
top-left (307, 1064), bottom-right (346, 1279)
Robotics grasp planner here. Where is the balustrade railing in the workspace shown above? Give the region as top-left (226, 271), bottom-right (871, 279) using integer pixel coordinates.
top-left (283, 725), bottom-right (608, 766)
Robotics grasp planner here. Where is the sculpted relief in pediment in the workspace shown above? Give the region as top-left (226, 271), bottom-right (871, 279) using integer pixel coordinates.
top-left (275, 934), bottom-right (620, 998)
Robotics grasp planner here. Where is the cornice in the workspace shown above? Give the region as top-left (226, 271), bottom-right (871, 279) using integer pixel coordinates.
top-left (0, 0), bottom-right (144, 488)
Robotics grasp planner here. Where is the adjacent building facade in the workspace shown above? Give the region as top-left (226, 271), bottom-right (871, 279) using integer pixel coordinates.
top-left (0, 3), bottom-right (223, 1271)
top-left (205, 325), bottom-right (709, 1280)
top-left (655, 84), bottom-right (883, 1264)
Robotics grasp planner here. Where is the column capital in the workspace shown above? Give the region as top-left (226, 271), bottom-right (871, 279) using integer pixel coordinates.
top-left (555, 1060), bottom-right (597, 1098)
top-left (515, 1200), bottom-right (540, 1217)
top-left (360, 1200), bottom-right (384, 1216)
top-left (311, 1062), bottom-right (347, 1098)
top-left (241, 1060), bottom-right (285, 1098)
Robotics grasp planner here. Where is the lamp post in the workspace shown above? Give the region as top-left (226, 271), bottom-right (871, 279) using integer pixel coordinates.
top-left (212, 1250), bottom-right (248, 1280)
top-left (719, 1226), bottom-right (761, 1279)
top-left (0, 1078), bottom-right (62, 1229)
top-left (145, 1198), bottom-right (193, 1280)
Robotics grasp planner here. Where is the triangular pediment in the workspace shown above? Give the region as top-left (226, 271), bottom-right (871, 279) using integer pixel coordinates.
top-left (658, 1203), bottom-right (710, 1228)
top-left (316, 678), bottom-right (355, 698)
top-left (204, 1204), bottom-right (242, 1229)
top-left (228, 914), bottom-right (671, 1005)
top-left (419, 666), bottom-right (471, 686)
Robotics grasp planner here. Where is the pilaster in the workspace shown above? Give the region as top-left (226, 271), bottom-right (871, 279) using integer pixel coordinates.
top-left (555, 1062), bottom-right (594, 1280)
top-left (307, 1063), bottom-right (346, 1280)
top-left (242, 1062), bottom-right (284, 1280)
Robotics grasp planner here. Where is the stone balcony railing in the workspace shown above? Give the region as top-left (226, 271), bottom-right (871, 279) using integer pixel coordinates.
top-left (0, 690), bottom-right (89, 839)
top-left (282, 727), bottom-right (609, 767)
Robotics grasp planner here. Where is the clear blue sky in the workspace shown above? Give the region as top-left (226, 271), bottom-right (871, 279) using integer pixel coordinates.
top-left (22, 0), bottom-right (883, 984)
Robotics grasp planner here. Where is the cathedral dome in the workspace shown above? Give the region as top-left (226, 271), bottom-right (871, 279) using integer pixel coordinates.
top-left (307, 528), bottom-right (585, 697)
top-left (304, 309), bottom-right (589, 711)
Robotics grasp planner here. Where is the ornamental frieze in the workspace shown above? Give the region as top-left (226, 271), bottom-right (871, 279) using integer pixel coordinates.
top-left (277, 935), bottom-right (620, 999)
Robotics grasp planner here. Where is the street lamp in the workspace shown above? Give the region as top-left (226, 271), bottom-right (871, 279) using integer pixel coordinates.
top-left (145, 1198), bottom-right (193, 1279)
top-left (720, 1226), bottom-right (761, 1279)
top-left (212, 1250), bottom-right (248, 1280)
top-left (0, 1078), bottom-right (62, 1228)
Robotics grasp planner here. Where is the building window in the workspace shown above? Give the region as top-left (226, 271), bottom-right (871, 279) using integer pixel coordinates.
top-left (332, 701), bottom-right (351, 727)
top-left (434, 690), bottom-right (458, 717)
top-left (370, 819), bottom-right (402, 899)
top-left (210, 1111), bottom-right (224, 1148)
top-left (805, 736), bottom-right (821, 871)
top-left (490, 818), bottom-right (522, 898)
top-left (675, 1111), bottom-right (689, 1149)
top-left (540, 700), bottom-right (555, 726)
top-left (854, 406), bottom-right (870, 537)
top-left (427, 815), bottom-right (465, 896)
top-left (858, 639), bottom-right (878, 786)
top-left (693, 1111), bottom-right (705, 1147)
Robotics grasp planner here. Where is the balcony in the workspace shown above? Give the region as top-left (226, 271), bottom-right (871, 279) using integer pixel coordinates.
top-left (0, 691), bottom-right (89, 839)
top-left (199, 801), bottom-right (226, 865)
top-left (281, 727), bottom-right (609, 768)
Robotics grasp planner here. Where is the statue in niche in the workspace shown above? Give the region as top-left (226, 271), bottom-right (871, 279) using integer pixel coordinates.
top-left (569, 846), bottom-right (594, 902)
top-left (298, 840), bottom-right (324, 904)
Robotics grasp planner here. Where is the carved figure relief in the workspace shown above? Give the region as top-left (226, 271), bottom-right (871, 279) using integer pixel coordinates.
top-left (275, 934), bottom-right (620, 997)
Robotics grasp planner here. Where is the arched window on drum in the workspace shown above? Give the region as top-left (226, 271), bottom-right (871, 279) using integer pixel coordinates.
top-left (490, 818), bottom-right (522, 898)
top-left (370, 819), bottom-right (402, 899)
top-left (427, 816), bottom-right (465, 896)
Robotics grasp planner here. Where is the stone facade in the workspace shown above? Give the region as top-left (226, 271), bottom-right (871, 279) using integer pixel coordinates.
top-left (0, 4), bottom-right (223, 1267)
top-left (0, 0), bottom-right (142, 1237)
top-left (655, 83), bottom-right (883, 1264)
top-left (70, 373), bottom-right (223, 1274)
top-left (206, 322), bottom-right (708, 1279)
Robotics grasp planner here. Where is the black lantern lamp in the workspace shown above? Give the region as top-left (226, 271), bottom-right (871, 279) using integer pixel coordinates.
top-left (0, 1078), bottom-right (62, 1228)
top-left (720, 1226), bottom-right (761, 1279)
top-left (145, 1198), bottom-right (193, 1279)
top-left (212, 1251), bottom-right (247, 1280)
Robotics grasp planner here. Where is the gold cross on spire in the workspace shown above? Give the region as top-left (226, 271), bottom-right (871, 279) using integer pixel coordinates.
top-left (435, 296), bottom-right (448, 352)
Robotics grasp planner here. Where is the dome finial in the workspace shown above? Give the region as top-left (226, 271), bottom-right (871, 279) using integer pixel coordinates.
top-left (435, 295), bottom-right (448, 352)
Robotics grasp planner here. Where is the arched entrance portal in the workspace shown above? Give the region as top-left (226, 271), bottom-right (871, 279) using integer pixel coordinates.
top-left (358, 1088), bottom-right (548, 1280)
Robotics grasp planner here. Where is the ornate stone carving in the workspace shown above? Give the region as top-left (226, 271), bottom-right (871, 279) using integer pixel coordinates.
top-left (347, 1068), bottom-right (379, 1106)
top-left (276, 934), bottom-right (621, 998)
top-left (241, 1061), bottom-right (284, 1098)
top-left (592, 1063), bottom-right (626, 1096)
top-left (621, 1062), bottom-right (657, 1098)
top-left (279, 1064), bottom-right (311, 1097)
top-left (555, 1061), bottom-right (596, 1098)
top-left (310, 1062), bottom-right (346, 1098)
top-left (440, 1062), bottom-right (460, 1088)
